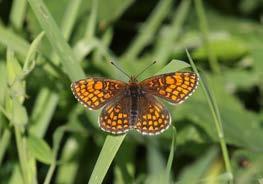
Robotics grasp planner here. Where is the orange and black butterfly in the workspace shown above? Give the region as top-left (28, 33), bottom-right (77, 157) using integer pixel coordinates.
top-left (71, 62), bottom-right (199, 135)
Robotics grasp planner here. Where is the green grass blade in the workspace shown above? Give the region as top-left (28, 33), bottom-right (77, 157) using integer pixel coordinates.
top-left (165, 126), bottom-right (176, 182)
top-left (0, 24), bottom-right (29, 57)
top-left (27, 0), bottom-right (85, 81)
top-left (186, 49), bottom-right (233, 182)
top-left (155, 0), bottom-right (191, 65)
top-left (88, 135), bottom-right (126, 184)
top-left (194, 0), bottom-right (220, 74)
top-left (10, 0), bottom-right (27, 30)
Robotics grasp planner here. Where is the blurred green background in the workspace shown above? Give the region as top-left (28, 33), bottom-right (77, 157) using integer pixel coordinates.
top-left (0, 0), bottom-right (263, 183)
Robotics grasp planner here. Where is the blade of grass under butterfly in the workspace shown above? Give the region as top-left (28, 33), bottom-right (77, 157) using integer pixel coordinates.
top-left (186, 49), bottom-right (233, 183)
top-left (165, 126), bottom-right (176, 183)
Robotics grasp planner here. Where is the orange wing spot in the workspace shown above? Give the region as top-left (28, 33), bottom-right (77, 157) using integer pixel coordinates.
top-left (177, 87), bottom-right (182, 91)
top-left (115, 108), bottom-right (120, 113)
top-left (94, 81), bottom-right (103, 89)
top-left (91, 97), bottom-right (97, 102)
top-left (184, 81), bottom-right (190, 85)
top-left (124, 120), bottom-right (128, 124)
top-left (124, 124), bottom-right (129, 128)
top-left (112, 127), bottom-right (116, 130)
top-left (149, 126), bottom-right (154, 131)
top-left (87, 101), bottom-right (91, 106)
top-left (83, 97), bottom-right (88, 102)
top-left (75, 87), bottom-right (80, 92)
top-left (154, 127), bottom-right (159, 130)
top-left (166, 88), bottom-right (172, 93)
top-left (114, 84), bottom-right (120, 89)
top-left (158, 119), bottom-right (163, 123)
top-left (81, 85), bottom-right (86, 89)
top-left (112, 121), bottom-right (117, 126)
top-left (137, 122), bottom-right (142, 126)
top-left (180, 94), bottom-right (185, 98)
top-left (182, 84), bottom-right (188, 89)
top-left (113, 116), bottom-right (117, 120)
top-left (154, 111), bottom-right (160, 118)
top-left (166, 93), bottom-right (171, 98)
top-left (143, 115), bottom-right (147, 119)
top-left (152, 116), bottom-right (156, 120)
top-left (158, 78), bottom-right (164, 86)
top-left (188, 87), bottom-right (192, 91)
top-left (173, 90), bottom-right (179, 95)
top-left (143, 127), bottom-right (147, 130)
top-left (147, 114), bottom-right (152, 119)
top-left (94, 90), bottom-right (100, 95)
top-left (149, 108), bottom-right (154, 113)
top-left (182, 89), bottom-right (189, 94)
top-left (175, 75), bottom-right (182, 80)
top-left (154, 121), bottom-right (158, 126)
top-left (106, 124), bottom-right (111, 129)
top-left (190, 79), bottom-right (196, 83)
top-left (170, 85), bottom-right (176, 89)
top-left (118, 114), bottom-right (123, 118)
top-left (81, 89), bottom-right (86, 93)
top-left (166, 76), bottom-right (175, 84)
top-left (88, 93), bottom-right (94, 98)
top-left (143, 121), bottom-right (147, 125)
top-left (88, 88), bottom-right (94, 92)
top-left (148, 121), bottom-right (153, 125)
top-left (98, 93), bottom-right (103, 97)
top-left (94, 101), bottom-right (100, 106)
top-left (105, 93), bottom-right (111, 98)
top-left (159, 90), bottom-right (166, 95)
top-left (117, 125), bottom-right (122, 129)
top-left (107, 119), bottom-right (111, 124)
top-left (171, 95), bottom-right (177, 101)
top-left (117, 120), bottom-right (122, 124)
top-left (110, 112), bottom-right (114, 119)
top-left (83, 92), bottom-right (88, 96)
top-left (79, 80), bottom-right (85, 84)
top-left (123, 114), bottom-right (128, 118)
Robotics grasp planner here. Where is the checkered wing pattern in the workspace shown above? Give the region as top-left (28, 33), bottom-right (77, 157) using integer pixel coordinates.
top-left (141, 72), bottom-right (199, 104)
top-left (135, 95), bottom-right (171, 135)
top-left (71, 78), bottom-right (127, 110)
top-left (99, 96), bottom-right (131, 134)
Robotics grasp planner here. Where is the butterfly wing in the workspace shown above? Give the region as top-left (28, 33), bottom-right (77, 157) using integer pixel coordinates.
top-left (140, 72), bottom-right (198, 104)
top-left (71, 78), bottom-right (127, 110)
top-left (135, 95), bottom-right (171, 135)
top-left (99, 96), bottom-right (131, 134)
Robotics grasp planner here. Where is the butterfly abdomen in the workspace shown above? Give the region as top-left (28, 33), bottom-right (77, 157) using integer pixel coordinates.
top-left (128, 83), bottom-right (143, 126)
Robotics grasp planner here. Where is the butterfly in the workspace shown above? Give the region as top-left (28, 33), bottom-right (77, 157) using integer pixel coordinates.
top-left (71, 62), bottom-right (199, 135)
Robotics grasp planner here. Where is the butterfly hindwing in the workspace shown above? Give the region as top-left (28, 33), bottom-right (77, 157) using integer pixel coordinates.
top-left (99, 96), bottom-right (131, 134)
top-left (135, 95), bottom-right (171, 135)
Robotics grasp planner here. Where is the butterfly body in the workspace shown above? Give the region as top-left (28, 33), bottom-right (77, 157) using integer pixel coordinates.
top-left (71, 72), bottom-right (198, 135)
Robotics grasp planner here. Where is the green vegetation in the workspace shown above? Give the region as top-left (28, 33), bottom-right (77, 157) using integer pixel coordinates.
top-left (0, 0), bottom-right (262, 183)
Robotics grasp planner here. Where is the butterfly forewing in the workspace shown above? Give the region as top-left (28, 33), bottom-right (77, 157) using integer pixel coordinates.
top-left (141, 72), bottom-right (199, 104)
top-left (71, 78), bottom-right (127, 110)
top-left (135, 95), bottom-right (171, 135)
top-left (99, 96), bottom-right (131, 134)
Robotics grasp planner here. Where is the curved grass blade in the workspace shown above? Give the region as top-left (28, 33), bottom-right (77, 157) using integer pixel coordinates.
top-left (186, 49), bottom-right (233, 183)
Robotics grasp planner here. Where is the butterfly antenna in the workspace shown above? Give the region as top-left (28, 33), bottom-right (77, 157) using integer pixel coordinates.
top-left (135, 61), bottom-right (156, 79)
top-left (110, 61), bottom-right (130, 78)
